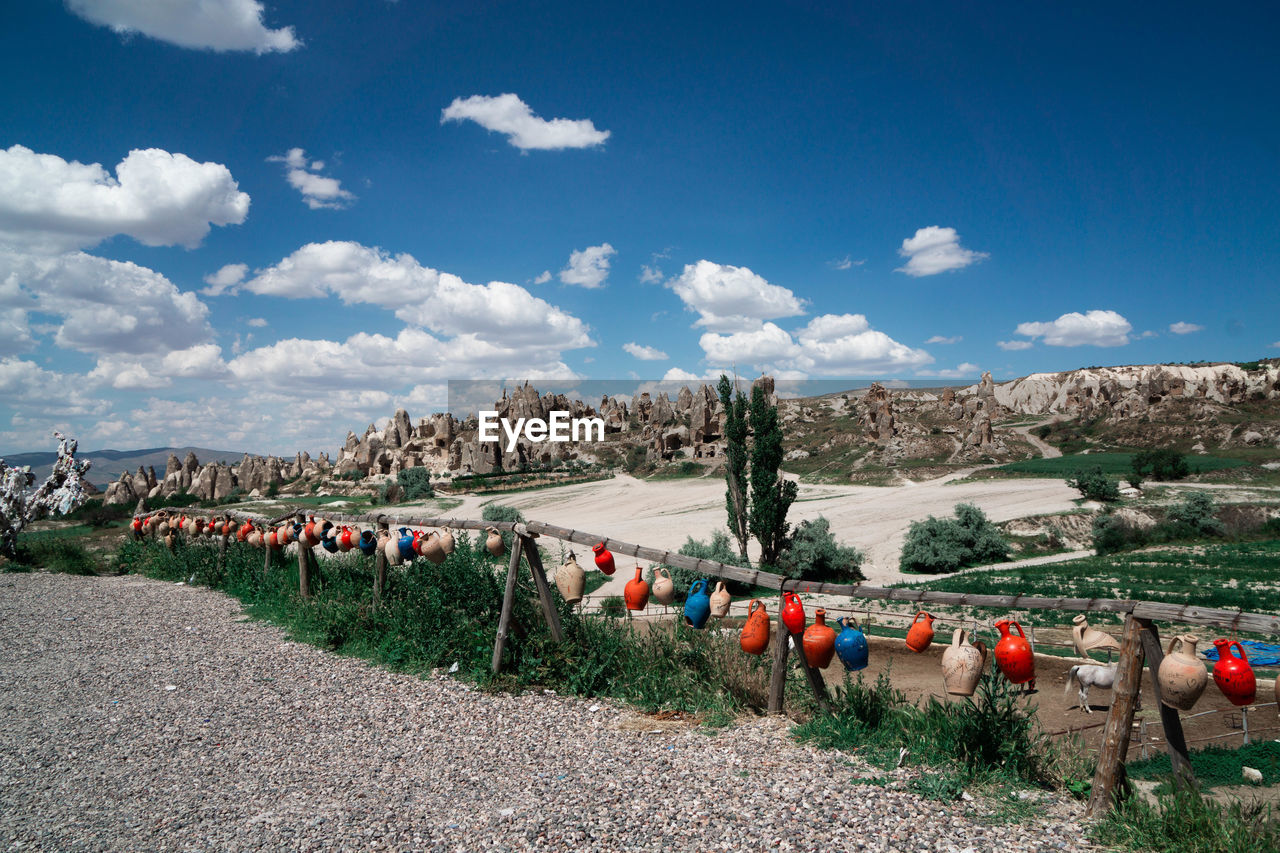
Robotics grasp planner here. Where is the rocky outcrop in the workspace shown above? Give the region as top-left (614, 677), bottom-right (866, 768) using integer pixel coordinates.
top-left (862, 382), bottom-right (896, 444)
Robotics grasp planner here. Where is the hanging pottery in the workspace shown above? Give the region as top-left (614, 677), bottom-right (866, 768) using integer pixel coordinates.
top-left (357, 529), bottom-right (378, 556)
top-left (322, 528), bottom-right (340, 553)
top-left (740, 600), bottom-right (771, 656)
top-left (277, 523), bottom-right (292, 544)
top-left (1072, 614), bottom-right (1122, 658)
top-left (265, 529), bottom-right (279, 549)
top-left (397, 528), bottom-right (417, 561)
top-left (709, 581), bottom-right (731, 618)
top-left (684, 579), bottom-right (711, 629)
top-left (803, 608), bottom-right (837, 669)
top-left (1158, 634), bottom-right (1208, 711)
top-left (164, 531), bottom-right (176, 550)
top-left (625, 567), bottom-right (650, 611)
top-left (1212, 639), bottom-right (1256, 707)
top-left (993, 619), bottom-right (1035, 685)
top-left (592, 543), bottom-right (615, 576)
top-left (485, 527), bottom-right (505, 558)
top-left (247, 527), bottom-right (263, 548)
top-left (338, 527), bottom-right (355, 552)
top-left (237, 520), bottom-right (253, 542)
top-left (382, 531), bottom-right (403, 566)
top-left (906, 612), bottom-right (936, 653)
top-left (131, 517), bottom-right (144, 537)
top-left (438, 528), bottom-right (456, 555)
top-left (419, 532), bottom-right (447, 564)
top-left (781, 592), bottom-right (806, 635)
top-left (556, 552), bottom-right (585, 605)
top-left (834, 618), bottom-right (869, 671)
top-left (291, 522), bottom-right (304, 544)
top-left (941, 629), bottom-right (988, 697)
top-left (651, 568), bottom-right (675, 605)
top-left (157, 517), bottom-right (170, 537)
top-left (303, 516), bottom-right (320, 547)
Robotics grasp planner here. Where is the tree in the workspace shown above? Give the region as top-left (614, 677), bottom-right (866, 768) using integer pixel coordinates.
top-left (748, 383), bottom-right (798, 565)
top-left (1129, 449), bottom-right (1190, 487)
top-left (1, 432), bottom-right (92, 560)
top-left (777, 516), bottom-right (864, 582)
top-left (718, 374), bottom-right (750, 560)
top-left (899, 503), bottom-right (1010, 573)
top-left (396, 467), bottom-right (434, 501)
top-left (1067, 466), bottom-right (1120, 502)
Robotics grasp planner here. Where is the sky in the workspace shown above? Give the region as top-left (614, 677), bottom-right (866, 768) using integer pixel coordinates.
top-left (2, 1), bottom-right (1278, 456)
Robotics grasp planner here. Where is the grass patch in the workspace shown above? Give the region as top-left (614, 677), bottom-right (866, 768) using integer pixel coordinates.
top-left (1128, 741), bottom-right (1280, 792)
top-left (993, 453), bottom-right (1249, 478)
top-left (1092, 786), bottom-right (1280, 853)
top-left (7, 527), bottom-right (101, 575)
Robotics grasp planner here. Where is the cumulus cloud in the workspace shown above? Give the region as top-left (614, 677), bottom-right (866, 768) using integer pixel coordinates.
top-left (925, 335), bottom-right (961, 345)
top-left (66, 0), bottom-right (300, 53)
top-left (246, 317), bottom-right (268, 328)
top-left (268, 148), bottom-right (355, 210)
top-left (0, 357), bottom-right (109, 418)
top-left (895, 226), bottom-right (988, 277)
top-left (86, 344), bottom-right (230, 390)
top-left (622, 342), bottom-right (668, 361)
top-left (639, 264), bottom-right (663, 284)
top-left (559, 243), bottom-right (615, 289)
top-left (918, 363), bottom-right (981, 379)
top-left (441, 93), bottom-right (610, 150)
top-left (0, 145), bottom-right (249, 252)
top-left (1014, 309), bottom-right (1132, 347)
top-left (532, 270), bottom-right (551, 284)
top-left (201, 262), bottom-right (248, 296)
top-left (0, 308), bottom-right (35, 355)
top-left (662, 367), bottom-right (704, 382)
top-left (997, 340), bottom-right (1034, 351)
top-left (668, 260), bottom-right (807, 332)
top-left (1169, 321), bottom-right (1203, 335)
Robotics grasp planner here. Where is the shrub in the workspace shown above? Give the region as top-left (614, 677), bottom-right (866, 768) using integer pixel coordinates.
top-left (1092, 512), bottom-right (1150, 555)
top-left (777, 516), bottom-right (864, 582)
top-left (481, 504), bottom-right (525, 554)
top-left (1068, 466), bottom-right (1121, 501)
top-left (651, 530), bottom-right (752, 598)
top-left (396, 467), bottom-right (434, 501)
top-left (1129, 449), bottom-right (1190, 487)
top-left (899, 503), bottom-right (1010, 573)
top-left (1164, 491), bottom-right (1223, 537)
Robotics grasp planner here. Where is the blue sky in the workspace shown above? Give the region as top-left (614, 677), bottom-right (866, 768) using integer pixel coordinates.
top-left (2, 1), bottom-right (1277, 455)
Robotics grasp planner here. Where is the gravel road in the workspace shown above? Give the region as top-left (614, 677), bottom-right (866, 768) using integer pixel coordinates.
top-left (1, 573), bottom-right (1093, 852)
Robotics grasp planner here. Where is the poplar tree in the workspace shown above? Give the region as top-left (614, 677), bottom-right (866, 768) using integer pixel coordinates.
top-left (748, 383), bottom-right (797, 565)
top-left (717, 375), bottom-right (750, 560)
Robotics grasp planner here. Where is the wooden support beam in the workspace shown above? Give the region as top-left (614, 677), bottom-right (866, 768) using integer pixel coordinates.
top-left (297, 537), bottom-right (311, 599)
top-left (491, 538), bottom-right (525, 674)
top-left (520, 535), bottom-right (563, 643)
top-left (768, 595), bottom-right (789, 715)
top-left (1087, 614), bottom-right (1145, 817)
top-left (1136, 619), bottom-right (1195, 790)
top-left (372, 519), bottom-right (389, 612)
top-left (788, 629), bottom-right (833, 713)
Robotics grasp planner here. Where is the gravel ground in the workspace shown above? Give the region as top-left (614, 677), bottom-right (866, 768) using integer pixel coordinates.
top-left (0, 573), bottom-right (1095, 852)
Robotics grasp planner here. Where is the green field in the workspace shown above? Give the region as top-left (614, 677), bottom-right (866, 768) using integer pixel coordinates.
top-left (994, 452), bottom-right (1249, 477)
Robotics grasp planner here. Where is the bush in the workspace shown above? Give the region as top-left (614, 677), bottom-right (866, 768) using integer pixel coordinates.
top-left (1092, 512), bottom-right (1150, 555)
top-left (651, 530), bottom-right (752, 598)
top-left (396, 467), bottom-right (434, 501)
top-left (899, 503), bottom-right (1010, 573)
top-left (1129, 449), bottom-right (1190, 487)
top-left (1068, 466), bottom-right (1121, 501)
top-left (1164, 491), bottom-right (1223, 537)
top-left (777, 516), bottom-right (864, 582)
top-left (481, 504), bottom-right (525, 554)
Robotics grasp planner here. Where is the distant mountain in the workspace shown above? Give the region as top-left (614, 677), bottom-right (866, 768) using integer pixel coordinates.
top-left (1, 446), bottom-right (250, 488)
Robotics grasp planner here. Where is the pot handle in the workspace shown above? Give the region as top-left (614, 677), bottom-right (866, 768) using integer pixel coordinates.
top-left (1011, 620), bottom-right (1026, 639)
top-left (973, 640), bottom-right (988, 665)
top-left (1230, 641), bottom-right (1249, 662)
top-left (747, 599), bottom-right (762, 616)
top-left (1166, 635), bottom-right (1182, 657)
top-left (913, 611), bottom-right (929, 625)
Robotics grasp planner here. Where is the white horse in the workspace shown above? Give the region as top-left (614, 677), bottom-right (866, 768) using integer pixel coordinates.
top-left (1064, 664), bottom-right (1119, 713)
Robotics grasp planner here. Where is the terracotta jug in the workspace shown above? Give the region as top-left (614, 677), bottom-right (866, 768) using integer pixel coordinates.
top-left (164, 531), bottom-right (176, 550)
top-left (684, 579), bottom-right (711, 629)
top-left (420, 532), bottom-right (447, 564)
top-left (941, 629), bottom-right (988, 697)
top-left (247, 527), bottom-right (263, 548)
top-left (556, 552), bottom-right (585, 605)
top-left (1212, 639), bottom-right (1256, 707)
top-left (740, 600), bottom-right (771, 655)
top-left (994, 619), bottom-right (1035, 686)
top-left (592, 543), bottom-right (615, 575)
top-left (382, 531), bottom-right (403, 566)
top-left (1158, 635), bottom-right (1208, 711)
top-left (438, 528), bottom-right (456, 555)
top-left (625, 566), bottom-right (650, 611)
top-left (906, 611), bottom-right (935, 653)
top-left (1072, 614), bottom-right (1121, 658)
top-left (803, 608), bottom-right (837, 669)
top-left (781, 592), bottom-right (805, 635)
top-left (265, 529), bottom-right (279, 549)
top-left (338, 527), bottom-right (355, 552)
top-left (652, 568), bottom-right (675, 605)
top-left (303, 516), bottom-right (320, 547)
top-left (834, 618), bottom-right (869, 671)
top-left (709, 581), bottom-right (731, 618)
top-left (237, 520), bottom-right (253, 542)
top-left (156, 517), bottom-right (170, 537)
top-left (485, 527), bottom-right (505, 557)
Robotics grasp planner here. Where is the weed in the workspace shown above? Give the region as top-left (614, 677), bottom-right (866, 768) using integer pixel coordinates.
top-left (1092, 785), bottom-right (1280, 853)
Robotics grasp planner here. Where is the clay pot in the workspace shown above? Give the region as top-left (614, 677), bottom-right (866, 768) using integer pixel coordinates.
top-left (625, 567), bottom-right (650, 611)
top-left (485, 527), bottom-right (505, 558)
top-left (382, 532), bottom-right (403, 566)
top-left (781, 592), bottom-right (805, 635)
top-left (684, 579), bottom-right (711, 629)
top-left (265, 529), bottom-right (279, 549)
top-left (994, 619), bottom-right (1035, 686)
top-left (321, 527), bottom-right (339, 553)
top-left (709, 581), bottom-right (731, 618)
top-left (438, 528), bottom-right (455, 555)
top-left (592, 543), bottom-right (615, 576)
top-left (237, 520), bottom-right (253, 543)
top-left (357, 530), bottom-right (378, 556)
top-left (740, 600), bottom-right (771, 656)
top-left (303, 517), bottom-right (320, 547)
top-left (1159, 634), bottom-right (1208, 712)
top-left (156, 518), bottom-right (170, 537)
top-left (337, 527), bottom-right (355, 552)
top-left (941, 629), bottom-right (988, 697)
top-left (1212, 639), bottom-right (1256, 707)
top-left (247, 527), bottom-right (263, 548)
top-left (1072, 614), bottom-right (1121, 658)
top-left (905, 611), bottom-right (935, 653)
top-left (803, 608), bottom-right (837, 669)
top-left (834, 618), bottom-right (869, 671)
top-left (556, 552), bottom-right (585, 605)
top-left (651, 568), bottom-right (675, 606)
top-left (163, 531), bottom-right (176, 550)
top-left (397, 528), bottom-right (417, 561)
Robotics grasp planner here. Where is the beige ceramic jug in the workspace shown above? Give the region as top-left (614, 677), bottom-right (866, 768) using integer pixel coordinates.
top-left (438, 528), bottom-right (456, 555)
top-left (382, 531), bottom-right (403, 566)
top-left (485, 527), bottom-right (505, 557)
top-left (941, 628), bottom-right (987, 697)
top-left (651, 568), bottom-right (675, 605)
top-left (1072, 614), bottom-right (1121, 658)
top-left (420, 532), bottom-right (447, 564)
top-left (556, 552), bottom-right (585, 605)
top-left (1158, 634), bottom-right (1209, 711)
top-left (709, 581), bottom-right (731, 618)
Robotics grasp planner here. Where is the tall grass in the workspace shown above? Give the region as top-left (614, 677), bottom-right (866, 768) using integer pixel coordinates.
top-left (1092, 786), bottom-right (1280, 853)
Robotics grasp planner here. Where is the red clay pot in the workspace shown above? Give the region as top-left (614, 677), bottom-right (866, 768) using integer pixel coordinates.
top-left (994, 619), bottom-right (1035, 685)
top-left (781, 592), bottom-right (805, 635)
top-left (592, 543), bottom-right (615, 576)
top-left (624, 567), bottom-right (650, 611)
top-left (1212, 639), bottom-right (1257, 707)
top-left (739, 600), bottom-right (770, 656)
top-left (906, 611), bottom-right (936, 653)
top-left (803, 608), bottom-right (837, 669)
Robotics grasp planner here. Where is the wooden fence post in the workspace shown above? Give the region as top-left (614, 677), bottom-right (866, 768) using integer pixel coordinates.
top-left (1087, 613), bottom-right (1145, 817)
top-left (372, 518), bottom-right (389, 612)
top-left (491, 541), bottom-right (525, 674)
top-left (1136, 619), bottom-right (1195, 790)
top-left (768, 593), bottom-right (789, 714)
top-left (520, 532), bottom-right (563, 643)
top-left (788, 628), bottom-right (833, 713)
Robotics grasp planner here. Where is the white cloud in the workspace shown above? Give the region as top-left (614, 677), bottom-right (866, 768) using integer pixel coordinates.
top-left (1169, 321), bottom-right (1203, 335)
top-left (559, 243), bottom-right (615, 289)
top-left (268, 148), bottom-right (355, 210)
top-left (639, 264), bottom-right (663, 284)
top-left (699, 322), bottom-right (797, 365)
top-left (0, 357), bottom-right (109, 418)
top-left (0, 145), bottom-right (249, 252)
top-left (0, 308), bottom-right (35, 355)
top-left (925, 335), bottom-right (962, 345)
top-left (441, 93), bottom-right (610, 150)
top-left (917, 362), bottom-right (981, 379)
top-left (668, 260), bottom-right (807, 332)
top-left (829, 256), bottom-right (864, 270)
top-left (785, 314), bottom-right (932, 374)
top-left (1014, 309), bottom-right (1132, 347)
top-left (1271, 341), bottom-right (1280, 349)
top-left (246, 317), bottom-right (268, 328)
top-left (1140, 330), bottom-right (1159, 339)
top-left (997, 340), bottom-right (1034, 351)
top-left (662, 367), bottom-right (703, 382)
top-left (895, 226), bottom-right (988, 277)
top-left (622, 342), bottom-right (668, 361)
top-left (66, 0), bottom-right (300, 53)
top-left (201, 262), bottom-right (248, 296)
top-left (532, 270), bottom-right (551, 284)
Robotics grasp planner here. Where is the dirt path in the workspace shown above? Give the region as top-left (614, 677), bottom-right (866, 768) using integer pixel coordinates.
top-left (1011, 418), bottom-right (1063, 459)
